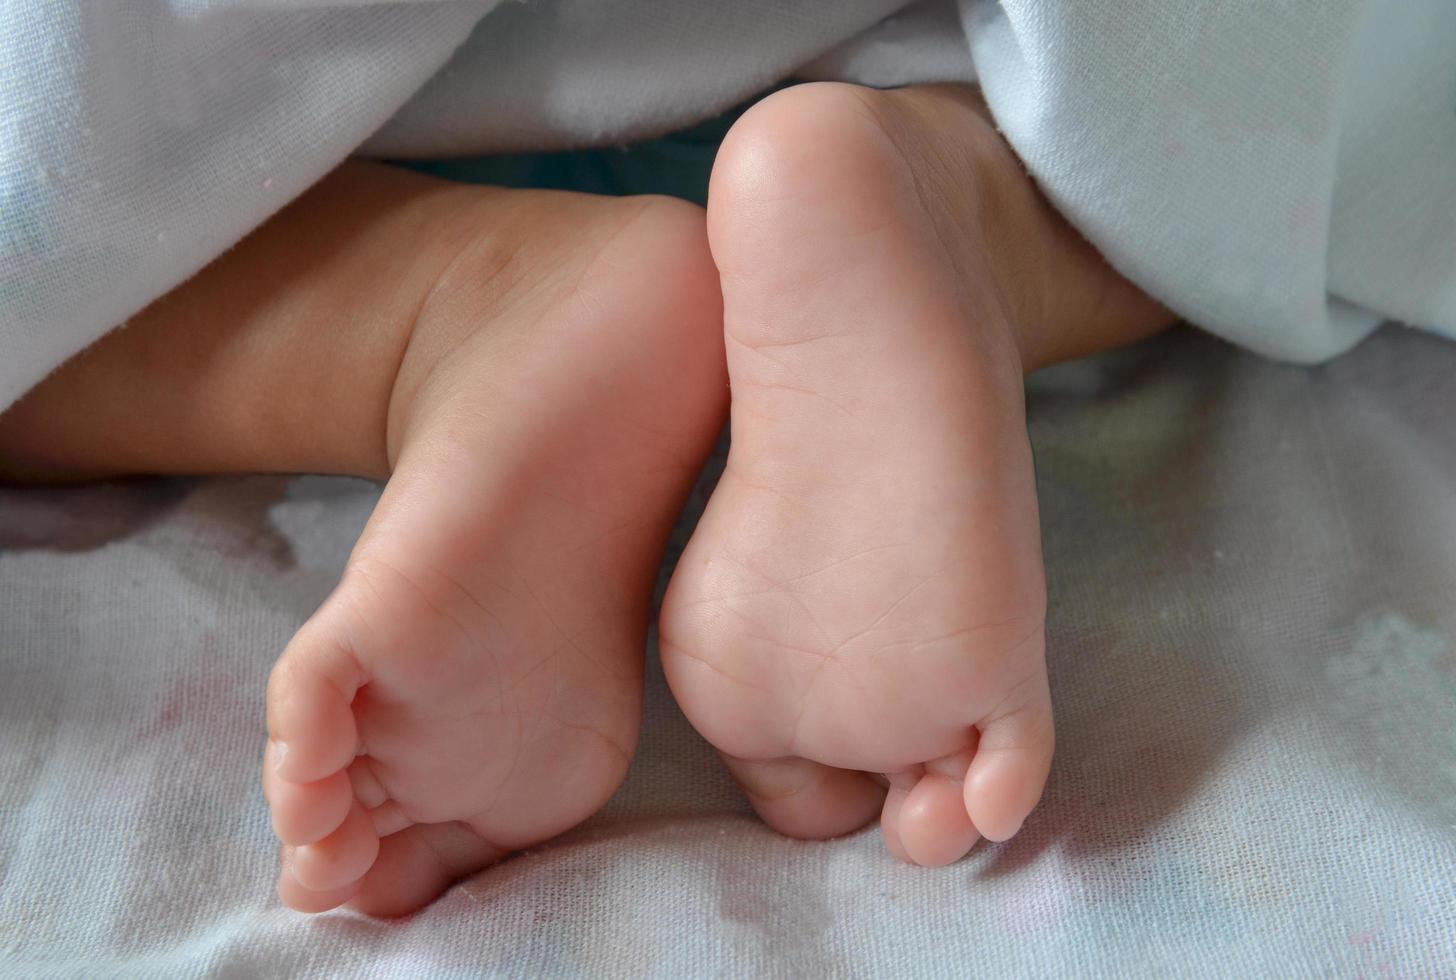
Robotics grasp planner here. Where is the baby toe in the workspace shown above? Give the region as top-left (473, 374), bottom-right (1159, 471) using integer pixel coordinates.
top-left (879, 785), bottom-right (911, 862)
top-left (266, 762), bottom-right (354, 846)
top-left (265, 600), bottom-right (367, 785)
top-left (723, 754), bottom-right (884, 840)
top-left (289, 801), bottom-right (380, 893)
top-left (276, 858), bottom-right (362, 913)
top-left (349, 823), bottom-right (506, 918)
top-left (964, 684), bottom-right (1054, 842)
top-left (896, 745), bottom-right (978, 862)
top-left (896, 768), bottom-right (980, 868)
top-left (365, 800), bottom-right (413, 838)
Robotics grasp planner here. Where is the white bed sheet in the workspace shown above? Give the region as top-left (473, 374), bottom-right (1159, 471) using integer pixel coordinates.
top-left (1, 327), bottom-right (1453, 977)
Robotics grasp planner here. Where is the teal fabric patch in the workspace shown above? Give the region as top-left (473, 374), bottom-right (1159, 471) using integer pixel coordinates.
top-left (401, 104), bottom-right (745, 205)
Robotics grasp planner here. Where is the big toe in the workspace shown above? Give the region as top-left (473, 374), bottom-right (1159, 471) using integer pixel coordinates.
top-left (264, 602), bottom-right (379, 907)
top-left (265, 594), bottom-right (366, 786)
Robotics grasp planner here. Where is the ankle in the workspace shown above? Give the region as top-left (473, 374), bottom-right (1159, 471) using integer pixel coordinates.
top-left (881, 84), bottom-right (1174, 373)
top-left (379, 191), bottom-right (546, 473)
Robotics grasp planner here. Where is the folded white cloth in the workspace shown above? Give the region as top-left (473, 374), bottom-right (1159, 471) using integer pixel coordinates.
top-left (965, 0), bottom-right (1456, 362)
top-left (1, 0), bottom-right (1453, 412)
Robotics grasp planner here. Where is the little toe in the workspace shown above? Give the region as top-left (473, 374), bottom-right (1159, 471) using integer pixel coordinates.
top-left (964, 687), bottom-right (1055, 842)
top-left (349, 823), bottom-right (507, 918)
top-left (265, 603), bottom-right (367, 785)
top-left (266, 764), bottom-right (354, 846)
top-left (723, 754), bottom-right (884, 840)
top-left (289, 802), bottom-right (380, 893)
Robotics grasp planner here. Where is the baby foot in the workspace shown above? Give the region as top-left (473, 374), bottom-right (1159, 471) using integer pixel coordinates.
top-left (662, 83), bottom-right (1099, 865)
top-left (264, 190), bottom-right (725, 914)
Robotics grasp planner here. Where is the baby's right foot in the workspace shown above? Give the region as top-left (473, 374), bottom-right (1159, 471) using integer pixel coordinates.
top-left (259, 168), bottom-right (726, 914)
top-left (661, 83), bottom-right (1169, 865)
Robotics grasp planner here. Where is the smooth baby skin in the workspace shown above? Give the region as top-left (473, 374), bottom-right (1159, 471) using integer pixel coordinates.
top-left (661, 83), bottom-right (1171, 865)
top-left (0, 163), bottom-right (728, 913)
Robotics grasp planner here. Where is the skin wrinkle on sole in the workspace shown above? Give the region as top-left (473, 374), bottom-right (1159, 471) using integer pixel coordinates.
top-left (662, 82), bottom-right (1170, 867)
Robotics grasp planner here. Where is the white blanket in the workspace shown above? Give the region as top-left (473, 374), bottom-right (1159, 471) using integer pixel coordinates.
top-left (2, 0), bottom-right (1455, 409)
top-left (2, 327), bottom-right (1453, 976)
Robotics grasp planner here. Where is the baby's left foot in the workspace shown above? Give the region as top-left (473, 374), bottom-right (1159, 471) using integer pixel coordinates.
top-left (256, 171), bottom-right (727, 914)
top-left (0, 163), bottom-right (728, 913)
top-left (662, 83), bottom-right (1167, 864)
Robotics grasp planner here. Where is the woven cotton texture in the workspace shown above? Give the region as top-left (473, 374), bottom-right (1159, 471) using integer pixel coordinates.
top-left (1, 327), bottom-right (1453, 977)
top-left (3, 0), bottom-right (1455, 411)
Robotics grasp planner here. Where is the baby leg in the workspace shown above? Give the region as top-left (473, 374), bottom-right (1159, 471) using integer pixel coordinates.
top-left (1, 162), bottom-right (728, 912)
